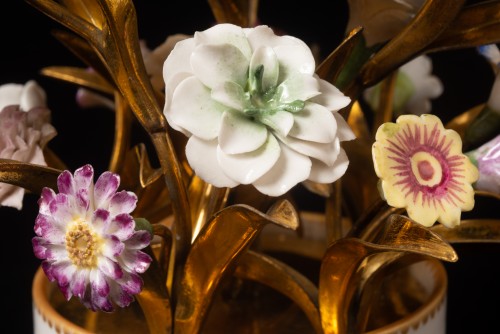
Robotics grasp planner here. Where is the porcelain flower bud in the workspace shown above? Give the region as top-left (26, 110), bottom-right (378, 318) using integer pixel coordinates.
top-left (0, 80), bottom-right (56, 209)
top-left (372, 114), bottom-right (478, 228)
top-left (364, 55), bottom-right (443, 116)
top-left (466, 134), bottom-right (500, 194)
top-left (346, 0), bottom-right (425, 47)
top-left (163, 23), bottom-right (355, 196)
top-left (32, 164), bottom-right (153, 312)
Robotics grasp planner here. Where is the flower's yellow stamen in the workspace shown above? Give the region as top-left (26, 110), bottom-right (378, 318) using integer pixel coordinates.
top-left (65, 222), bottom-right (99, 268)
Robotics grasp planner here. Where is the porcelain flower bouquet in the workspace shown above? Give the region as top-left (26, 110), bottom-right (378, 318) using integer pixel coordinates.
top-left (1, 0), bottom-right (500, 333)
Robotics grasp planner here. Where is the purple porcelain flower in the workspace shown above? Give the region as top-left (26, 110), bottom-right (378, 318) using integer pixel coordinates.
top-left (467, 134), bottom-right (500, 194)
top-left (32, 164), bottom-right (152, 312)
top-left (372, 114), bottom-right (479, 227)
top-left (0, 80), bottom-right (56, 209)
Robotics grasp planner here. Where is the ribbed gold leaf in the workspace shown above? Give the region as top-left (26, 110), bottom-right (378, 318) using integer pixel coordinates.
top-left (0, 159), bottom-right (61, 194)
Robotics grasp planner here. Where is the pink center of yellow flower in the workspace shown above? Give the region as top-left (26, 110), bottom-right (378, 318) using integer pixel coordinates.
top-left (417, 160), bottom-right (434, 181)
top-left (410, 151), bottom-right (443, 187)
top-left (66, 222), bottom-right (98, 268)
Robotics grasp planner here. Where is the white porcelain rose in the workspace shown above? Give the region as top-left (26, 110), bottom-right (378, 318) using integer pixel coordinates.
top-left (163, 23), bottom-right (355, 196)
top-left (0, 80), bottom-right (57, 209)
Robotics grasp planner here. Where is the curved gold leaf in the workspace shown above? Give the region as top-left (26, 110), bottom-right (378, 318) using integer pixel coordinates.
top-left (319, 214), bottom-right (457, 333)
top-left (359, 0), bottom-right (466, 89)
top-left (316, 26), bottom-right (365, 93)
top-left (60, 0), bottom-right (106, 28)
top-left (189, 176), bottom-right (230, 242)
top-left (207, 0), bottom-right (259, 27)
top-left (424, 0), bottom-right (500, 53)
top-left (50, 29), bottom-right (115, 86)
top-left (174, 201), bottom-right (298, 334)
top-left (108, 92), bottom-right (133, 173)
top-left (346, 101), bottom-right (371, 142)
top-left (367, 214), bottom-right (458, 261)
top-left (41, 66), bottom-right (114, 94)
top-left (0, 159), bottom-right (61, 194)
top-left (349, 253), bottom-right (435, 333)
top-left (430, 219), bottom-right (500, 243)
top-left (120, 145), bottom-right (173, 225)
top-left (371, 71), bottom-right (398, 134)
top-left (234, 250), bottom-right (322, 334)
top-left (151, 224), bottom-right (173, 281)
top-left (430, 191), bottom-right (500, 243)
top-left (347, 199), bottom-right (403, 240)
top-left (137, 246), bottom-right (172, 334)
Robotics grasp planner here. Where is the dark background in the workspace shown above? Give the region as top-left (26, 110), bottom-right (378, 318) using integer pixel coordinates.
top-left (1, 1), bottom-right (499, 333)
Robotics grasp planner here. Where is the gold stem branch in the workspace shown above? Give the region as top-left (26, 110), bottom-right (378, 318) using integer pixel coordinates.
top-left (372, 70), bottom-right (398, 135)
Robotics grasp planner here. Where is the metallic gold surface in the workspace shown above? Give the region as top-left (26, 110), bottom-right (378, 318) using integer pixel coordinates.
top-left (234, 250), bottom-right (322, 334)
top-left (0, 159), bottom-right (61, 194)
top-left (208, 0), bottom-right (259, 27)
top-left (316, 26), bottom-right (365, 94)
top-left (371, 71), bottom-right (398, 135)
top-left (431, 219), bottom-right (500, 243)
top-left (359, 0), bottom-right (466, 89)
top-left (424, 1), bottom-right (500, 53)
top-left (174, 200), bottom-right (298, 334)
top-left (27, 0), bottom-right (193, 264)
top-left (319, 214), bottom-right (457, 334)
top-left (40, 66), bottom-right (115, 94)
top-left (15, 1), bottom-right (500, 333)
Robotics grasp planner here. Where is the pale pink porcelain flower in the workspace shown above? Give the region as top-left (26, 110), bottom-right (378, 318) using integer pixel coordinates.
top-left (163, 23), bottom-right (355, 196)
top-left (372, 114), bottom-right (479, 227)
top-left (0, 80), bottom-right (56, 209)
top-left (32, 164), bottom-right (152, 312)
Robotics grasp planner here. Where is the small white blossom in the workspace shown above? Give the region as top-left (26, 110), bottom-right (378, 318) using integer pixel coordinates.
top-left (364, 55), bottom-right (443, 116)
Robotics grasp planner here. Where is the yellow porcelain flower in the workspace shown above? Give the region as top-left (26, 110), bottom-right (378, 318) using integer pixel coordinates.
top-left (372, 114), bottom-right (479, 228)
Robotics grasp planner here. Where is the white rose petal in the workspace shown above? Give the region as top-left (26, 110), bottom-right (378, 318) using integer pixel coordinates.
top-left (218, 134), bottom-right (281, 184)
top-left (253, 143), bottom-right (311, 196)
top-left (186, 137), bottom-right (238, 188)
top-left (218, 110), bottom-right (268, 154)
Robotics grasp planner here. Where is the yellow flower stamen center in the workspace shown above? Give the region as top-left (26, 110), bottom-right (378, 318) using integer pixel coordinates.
top-left (66, 221), bottom-right (99, 268)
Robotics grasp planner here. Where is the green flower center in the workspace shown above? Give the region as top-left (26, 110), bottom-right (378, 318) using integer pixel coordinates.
top-left (243, 64), bottom-right (305, 119)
